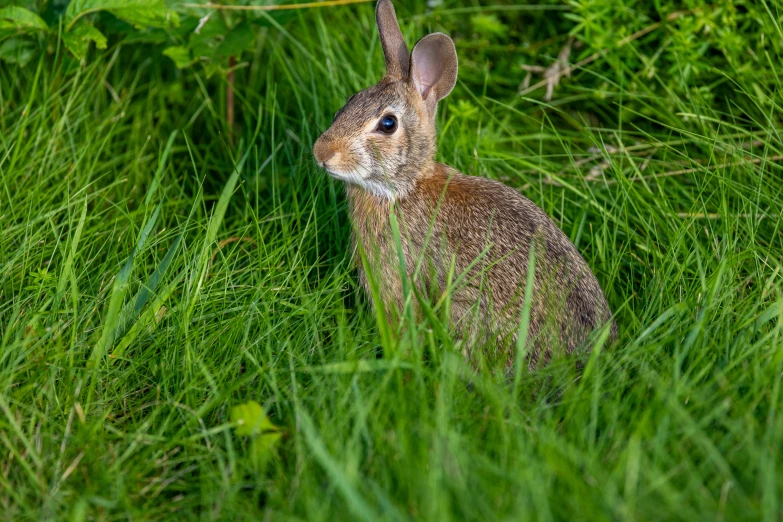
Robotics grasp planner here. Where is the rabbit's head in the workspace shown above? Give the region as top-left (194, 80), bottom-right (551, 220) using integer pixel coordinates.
top-left (313, 0), bottom-right (458, 199)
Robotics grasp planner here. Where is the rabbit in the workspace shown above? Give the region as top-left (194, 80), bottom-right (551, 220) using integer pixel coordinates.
top-left (313, 0), bottom-right (617, 369)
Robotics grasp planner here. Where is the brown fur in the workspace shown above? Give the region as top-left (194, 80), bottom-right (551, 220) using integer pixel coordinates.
top-left (314, 0), bottom-right (617, 369)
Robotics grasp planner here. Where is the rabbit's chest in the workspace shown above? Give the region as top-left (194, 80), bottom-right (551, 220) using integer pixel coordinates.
top-left (346, 189), bottom-right (445, 304)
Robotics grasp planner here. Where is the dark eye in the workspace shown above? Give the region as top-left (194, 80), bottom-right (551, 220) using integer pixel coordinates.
top-left (377, 115), bottom-right (398, 134)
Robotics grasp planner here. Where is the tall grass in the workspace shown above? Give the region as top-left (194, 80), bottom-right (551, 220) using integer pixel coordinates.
top-left (1, 1), bottom-right (782, 520)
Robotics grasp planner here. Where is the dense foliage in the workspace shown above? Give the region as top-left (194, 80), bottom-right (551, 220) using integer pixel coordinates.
top-left (1, 0), bottom-right (782, 520)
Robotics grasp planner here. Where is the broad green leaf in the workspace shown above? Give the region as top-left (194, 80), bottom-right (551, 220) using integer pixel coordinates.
top-left (65, 0), bottom-right (178, 30)
top-left (231, 401), bottom-right (281, 472)
top-left (177, 19), bottom-right (256, 73)
top-left (213, 22), bottom-right (255, 59)
top-left (163, 45), bottom-right (192, 69)
top-left (230, 401), bottom-right (279, 437)
top-left (0, 37), bottom-right (35, 65)
top-left (0, 7), bottom-right (48, 32)
top-left (63, 23), bottom-right (107, 59)
top-left (118, 16), bottom-right (197, 45)
top-left (111, 6), bottom-right (179, 29)
top-left (188, 14), bottom-right (227, 62)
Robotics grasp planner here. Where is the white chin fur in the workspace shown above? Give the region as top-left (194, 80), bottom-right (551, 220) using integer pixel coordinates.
top-left (325, 168), bottom-right (397, 200)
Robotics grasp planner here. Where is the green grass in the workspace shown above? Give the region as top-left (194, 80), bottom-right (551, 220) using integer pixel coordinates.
top-left (2, 1), bottom-right (783, 520)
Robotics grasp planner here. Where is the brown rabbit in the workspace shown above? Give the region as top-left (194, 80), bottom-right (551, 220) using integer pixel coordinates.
top-left (313, 0), bottom-right (617, 369)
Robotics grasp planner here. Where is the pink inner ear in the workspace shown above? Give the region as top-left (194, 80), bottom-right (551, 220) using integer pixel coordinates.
top-left (413, 45), bottom-right (442, 99)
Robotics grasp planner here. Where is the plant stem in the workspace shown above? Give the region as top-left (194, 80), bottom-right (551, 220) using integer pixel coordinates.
top-left (182, 0), bottom-right (374, 11)
top-left (228, 55), bottom-right (235, 147)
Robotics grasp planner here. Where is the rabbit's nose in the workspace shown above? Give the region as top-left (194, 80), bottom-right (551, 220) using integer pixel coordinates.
top-left (313, 137), bottom-right (337, 166)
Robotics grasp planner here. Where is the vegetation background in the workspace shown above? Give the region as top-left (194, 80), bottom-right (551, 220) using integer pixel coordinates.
top-left (1, 0), bottom-right (782, 519)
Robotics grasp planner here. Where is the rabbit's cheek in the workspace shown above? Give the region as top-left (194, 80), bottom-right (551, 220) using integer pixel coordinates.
top-left (377, 132), bottom-right (405, 160)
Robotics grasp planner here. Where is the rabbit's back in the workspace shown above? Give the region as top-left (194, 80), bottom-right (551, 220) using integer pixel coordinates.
top-left (349, 163), bottom-right (616, 367)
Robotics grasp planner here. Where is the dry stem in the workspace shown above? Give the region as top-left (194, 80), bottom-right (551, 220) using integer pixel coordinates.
top-left (182, 0), bottom-right (374, 11)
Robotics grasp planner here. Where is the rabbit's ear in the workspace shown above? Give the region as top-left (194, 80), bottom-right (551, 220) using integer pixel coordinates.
top-left (376, 0), bottom-right (409, 79)
top-left (409, 33), bottom-right (458, 115)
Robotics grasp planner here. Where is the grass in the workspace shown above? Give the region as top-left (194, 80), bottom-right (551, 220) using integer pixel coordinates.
top-left (1, 1), bottom-right (783, 520)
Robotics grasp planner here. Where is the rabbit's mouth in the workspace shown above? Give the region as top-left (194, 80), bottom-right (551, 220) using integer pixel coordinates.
top-left (322, 166), bottom-right (397, 200)
top-left (323, 165), bottom-right (365, 184)
top-left (318, 155), bottom-right (363, 182)
top-left (316, 149), bottom-right (369, 185)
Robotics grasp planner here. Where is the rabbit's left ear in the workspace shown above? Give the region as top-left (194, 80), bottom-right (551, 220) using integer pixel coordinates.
top-left (409, 33), bottom-right (458, 116)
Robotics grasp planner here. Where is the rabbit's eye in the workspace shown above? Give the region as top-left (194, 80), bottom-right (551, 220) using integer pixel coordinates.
top-left (377, 115), bottom-right (398, 134)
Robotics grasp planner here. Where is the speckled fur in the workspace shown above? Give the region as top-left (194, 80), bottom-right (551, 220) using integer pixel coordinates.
top-left (314, 0), bottom-right (617, 369)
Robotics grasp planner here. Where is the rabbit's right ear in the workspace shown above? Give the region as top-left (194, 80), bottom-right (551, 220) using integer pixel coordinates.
top-left (376, 0), bottom-right (409, 79)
